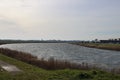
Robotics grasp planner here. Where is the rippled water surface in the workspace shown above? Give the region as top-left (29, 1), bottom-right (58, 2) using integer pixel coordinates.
top-left (0, 43), bottom-right (120, 69)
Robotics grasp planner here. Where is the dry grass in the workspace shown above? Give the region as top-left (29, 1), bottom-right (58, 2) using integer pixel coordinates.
top-left (73, 43), bottom-right (120, 51)
top-left (0, 48), bottom-right (120, 74)
top-left (0, 48), bottom-right (94, 70)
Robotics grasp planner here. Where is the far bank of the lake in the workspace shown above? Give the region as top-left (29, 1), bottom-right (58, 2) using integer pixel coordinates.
top-left (73, 43), bottom-right (120, 51)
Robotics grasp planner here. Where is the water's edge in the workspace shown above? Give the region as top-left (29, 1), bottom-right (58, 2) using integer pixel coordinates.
top-left (0, 43), bottom-right (120, 69)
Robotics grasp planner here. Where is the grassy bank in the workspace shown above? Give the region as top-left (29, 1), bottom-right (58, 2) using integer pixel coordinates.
top-left (73, 43), bottom-right (120, 51)
top-left (1, 53), bottom-right (120, 80)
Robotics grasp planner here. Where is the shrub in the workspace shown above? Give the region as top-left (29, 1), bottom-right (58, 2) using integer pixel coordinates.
top-left (76, 72), bottom-right (93, 79)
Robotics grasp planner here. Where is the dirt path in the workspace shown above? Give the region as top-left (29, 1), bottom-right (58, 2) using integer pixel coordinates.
top-left (0, 60), bottom-right (22, 74)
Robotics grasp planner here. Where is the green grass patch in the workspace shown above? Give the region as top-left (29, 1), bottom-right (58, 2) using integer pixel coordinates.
top-left (0, 53), bottom-right (120, 80)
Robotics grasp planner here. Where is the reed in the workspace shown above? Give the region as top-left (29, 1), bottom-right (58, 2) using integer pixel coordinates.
top-left (0, 48), bottom-right (94, 70)
top-left (0, 48), bottom-right (120, 74)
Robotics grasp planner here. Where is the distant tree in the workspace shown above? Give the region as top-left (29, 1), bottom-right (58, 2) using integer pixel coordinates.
top-left (94, 39), bottom-right (98, 43)
top-left (114, 39), bottom-right (117, 41)
top-left (118, 38), bottom-right (120, 41)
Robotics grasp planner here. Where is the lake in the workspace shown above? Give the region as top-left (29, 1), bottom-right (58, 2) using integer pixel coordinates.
top-left (0, 43), bottom-right (120, 69)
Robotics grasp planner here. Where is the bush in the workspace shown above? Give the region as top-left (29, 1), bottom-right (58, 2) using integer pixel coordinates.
top-left (78, 72), bottom-right (93, 79)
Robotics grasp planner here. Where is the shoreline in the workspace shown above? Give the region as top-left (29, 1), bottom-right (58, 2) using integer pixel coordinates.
top-left (0, 48), bottom-right (120, 79)
top-left (72, 43), bottom-right (120, 51)
top-left (0, 53), bottom-right (120, 80)
top-left (0, 48), bottom-right (119, 72)
top-left (0, 48), bottom-right (94, 70)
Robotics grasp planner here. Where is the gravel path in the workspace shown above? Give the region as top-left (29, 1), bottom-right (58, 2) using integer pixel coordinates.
top-left (0, 60), bottom-right (22, 74)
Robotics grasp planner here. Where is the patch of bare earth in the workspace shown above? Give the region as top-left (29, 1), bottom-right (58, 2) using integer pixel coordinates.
top-left (0, 60), bottom-right (22, 74)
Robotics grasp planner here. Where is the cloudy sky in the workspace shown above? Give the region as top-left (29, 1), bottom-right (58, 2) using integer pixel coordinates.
top-left (0, 0), bottom-right (120, 40)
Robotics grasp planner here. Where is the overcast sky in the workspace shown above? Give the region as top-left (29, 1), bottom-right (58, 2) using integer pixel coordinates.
top-left (0, 0), bottom-right (120, 40)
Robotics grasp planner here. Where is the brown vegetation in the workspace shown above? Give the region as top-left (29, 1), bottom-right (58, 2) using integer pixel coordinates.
top-left (0, 48), bottom-right (94, 70)
top-left (0, 48), bottom-right (120, 74)
top-left (73, 43), bottom-right (120, 51)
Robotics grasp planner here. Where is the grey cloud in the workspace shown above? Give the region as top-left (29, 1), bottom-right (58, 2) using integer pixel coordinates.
top-left (0, 0), bottom-right (120, 40)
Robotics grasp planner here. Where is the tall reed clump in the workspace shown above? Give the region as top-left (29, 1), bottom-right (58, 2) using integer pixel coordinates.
top-left (0, 48), bottom-right (95, 70)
